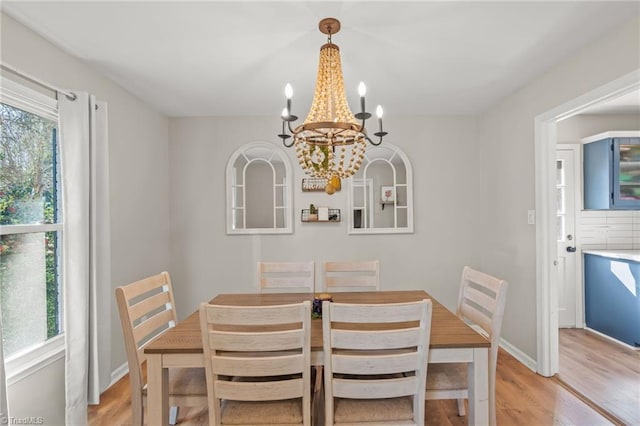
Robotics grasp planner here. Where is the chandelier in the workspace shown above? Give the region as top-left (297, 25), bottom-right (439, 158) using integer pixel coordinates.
top-left (278, 17), bottom-right (387, 194)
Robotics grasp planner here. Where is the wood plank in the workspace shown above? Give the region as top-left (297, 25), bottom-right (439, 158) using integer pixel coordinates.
top-left (558, 328), bottom-right (640, 425)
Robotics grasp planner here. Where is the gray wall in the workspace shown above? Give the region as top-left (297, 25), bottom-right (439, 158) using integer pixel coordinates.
top-left (1, 12), bottom-right (171, 423)
top-left (476, 16), bottom-right (640, 360)
top-left (168, 115), bottom-right (481, 318)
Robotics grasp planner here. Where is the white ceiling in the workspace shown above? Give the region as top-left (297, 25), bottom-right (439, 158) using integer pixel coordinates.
top-left (2, 1), bottom-right (639, 117)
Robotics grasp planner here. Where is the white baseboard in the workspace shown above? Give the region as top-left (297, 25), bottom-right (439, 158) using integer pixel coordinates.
top-left (109, 362), bottom-right (129, 388)
top-left (499, 337), bottom-right (537, 372)
top-left (585, 327), bottom-right (640, 351)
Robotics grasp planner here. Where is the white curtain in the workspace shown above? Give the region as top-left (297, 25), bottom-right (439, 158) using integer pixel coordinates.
top-left (0, 309), bottom-right (9, 425)
top-left (58, 93), bottom-right (111, 424)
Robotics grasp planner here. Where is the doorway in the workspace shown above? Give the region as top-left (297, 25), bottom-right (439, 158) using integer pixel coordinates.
top-left (535, 69), bottom-right (640, 378)
top-left (536, 71), bottom-right (640, 424)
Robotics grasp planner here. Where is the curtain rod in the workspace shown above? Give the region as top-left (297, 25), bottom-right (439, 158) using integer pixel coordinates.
top-left (0, 62), bottom-right (77, 101)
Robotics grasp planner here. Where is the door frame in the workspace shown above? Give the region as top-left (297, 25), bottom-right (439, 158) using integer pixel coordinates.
top-left (534, 70), bottom-right (640, 377)
top-left (556, 144), bottom-right (583, 328)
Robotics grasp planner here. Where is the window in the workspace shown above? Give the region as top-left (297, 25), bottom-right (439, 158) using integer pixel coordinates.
top-left (0, 80), bottom-right (62, 360)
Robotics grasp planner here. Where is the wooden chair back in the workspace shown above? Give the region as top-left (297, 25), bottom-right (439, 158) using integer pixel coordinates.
top-left (257, 261), bottom-right (315, 292)
top-left (457, 266), bottom-right (508, 419)
top-left (323, 260), bottom-right (379, 292)
top-left (199, 301), bottom-right (312, 426)
top-left (115, 271), bottom-right (178, 424)
top-left (426, 266), bottom-right (508, 426)
top-left (322, 299), bottom-right (432, 425)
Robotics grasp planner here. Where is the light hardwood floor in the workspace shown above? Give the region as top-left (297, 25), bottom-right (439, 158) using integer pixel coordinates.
top-left (89, 348), bottom-right (613, 425)
top-left (558, 328), bottom-right (640, 426)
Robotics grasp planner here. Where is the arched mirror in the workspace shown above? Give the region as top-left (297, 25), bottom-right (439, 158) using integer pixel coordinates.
top-left (226, 141), bottom-right (292, 234)
top-left (348, 143), bottom-right (413, 234)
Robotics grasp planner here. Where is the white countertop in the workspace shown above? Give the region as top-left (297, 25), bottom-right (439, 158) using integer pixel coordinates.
top-left (582, 250), bottom-right (640, 262)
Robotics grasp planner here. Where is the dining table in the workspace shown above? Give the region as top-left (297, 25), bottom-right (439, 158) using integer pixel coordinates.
top-left (144, 290), bottom-right (490, 425)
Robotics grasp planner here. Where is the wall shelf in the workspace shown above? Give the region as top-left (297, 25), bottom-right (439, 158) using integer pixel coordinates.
top-left (301, 208), bottom-right (341, 222)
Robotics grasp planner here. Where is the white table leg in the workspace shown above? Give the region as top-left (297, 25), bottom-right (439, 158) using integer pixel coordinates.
top-left (468, 347), bottom-right (489, 425)
top-left (147, 354), bottom-right (169, 426)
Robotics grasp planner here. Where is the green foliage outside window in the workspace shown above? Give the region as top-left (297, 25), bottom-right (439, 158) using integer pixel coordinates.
top-left (0, 102), bottom-right (60, 343)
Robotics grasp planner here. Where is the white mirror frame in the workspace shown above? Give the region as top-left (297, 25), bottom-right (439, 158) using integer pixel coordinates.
top-left (226, 141), bottom-right (293, 234)
top-left (348, 143), bottom-right (414, 234)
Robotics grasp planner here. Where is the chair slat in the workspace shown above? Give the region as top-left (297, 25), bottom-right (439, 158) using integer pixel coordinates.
top-left (129, 290), bottom-right (171, 322)
top-left (459, 302), bottom-right (492, 336)
top-left (120, 272), bottom-right (169, 300)
top-left (261, 276), bottom-right (314, 288)
top-left (333, 376), bottom-right (418, 399)
top-left (332, 352), bottom-right (419, 375)
top-left (209, 329), bottom-right (303, 351)
top-left (133, 308), bottom-right (173, 345)
top-left (331, 328), bottom-right (422, 350)
top-left (326, 276), bottom-right (377, 287)
top-left (215, 378), bottom-right (304, 401)
top-left (258, 261), bottom-right (315, 293)
top-left (206, 303), bottom-right (303, 325)
top-left (463, 285), bottom-right (497, 313)
top-left (328, 301), bottom-right (426, 323)
top-left (323, 260), bottom-right (379, 292)
top-left (210, 353), bottom-right (303, 377)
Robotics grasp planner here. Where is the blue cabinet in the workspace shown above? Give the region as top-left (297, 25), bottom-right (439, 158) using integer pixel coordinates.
top-left (584, 253), bottom-right (640, 347)
top-left (583, 137), bottom-right (640, 209)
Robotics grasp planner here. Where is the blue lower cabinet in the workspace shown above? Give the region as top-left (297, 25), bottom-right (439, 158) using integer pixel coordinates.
top-left (584, 254), bottom-right (640, 347)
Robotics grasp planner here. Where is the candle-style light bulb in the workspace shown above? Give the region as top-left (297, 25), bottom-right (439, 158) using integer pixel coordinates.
top-left (358, 82), bottom-right (366, 114)
top-left (281, 107), bottom-right (289, 119)
top-left (284, 83), bottom-right (293, 115)
top-left (358, 82), bottom-right (366, 97)
top-left (376, 105), bottom-right (383, 132)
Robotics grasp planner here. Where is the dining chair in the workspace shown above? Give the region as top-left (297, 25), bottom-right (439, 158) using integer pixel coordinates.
top-left (199, 300), bottom-right (313, 426)
top-left (257, 261), bottom-right (315, 292)
top-left (322, 299), bottom-right (432, 425)
top-left (322, 260), bottom-right (379, 292)
top-left (425, 266), bottom-right (508, 426)
top-left (115, 271), bottom-right (207, 425)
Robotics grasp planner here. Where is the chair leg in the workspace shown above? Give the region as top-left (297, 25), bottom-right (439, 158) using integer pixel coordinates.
top-left (456, 398), bottom-right (466, 416)
top-left (169, 406), bottom-right (179, 425)
top-left (132, 393), bottom-right (143, 426)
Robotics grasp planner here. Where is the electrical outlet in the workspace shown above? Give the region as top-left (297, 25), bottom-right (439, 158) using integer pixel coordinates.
top-left (527, 210), bottom-right (535, 225)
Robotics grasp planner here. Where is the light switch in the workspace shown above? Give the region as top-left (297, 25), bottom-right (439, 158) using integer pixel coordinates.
top-left (527, 210), bottom-right (535, 225)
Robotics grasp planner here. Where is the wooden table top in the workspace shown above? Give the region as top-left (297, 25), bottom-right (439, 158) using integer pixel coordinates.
top-left (144, 290), bottom-right (489, 354)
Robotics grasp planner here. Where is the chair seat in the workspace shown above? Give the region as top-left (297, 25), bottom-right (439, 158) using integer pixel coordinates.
top-left (333, 396), bottom-right (415, 424)
top-left (142, 367), bottom-right (207, 397)
top-left (220, 398), bottom-right (303, 425)
top-left (425, 363), bottom-right (467, 391)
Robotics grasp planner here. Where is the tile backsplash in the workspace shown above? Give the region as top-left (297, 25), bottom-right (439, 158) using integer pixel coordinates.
top-left (580, 210), bottom-right (640, 250)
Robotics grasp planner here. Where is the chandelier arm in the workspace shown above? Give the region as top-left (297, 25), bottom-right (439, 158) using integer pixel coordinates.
top-left (287, 120), bottom-right (297, 134)
top-left (282, 136), bottom-right (294, 148)
top-left (367, 132), bottom-right (386, 146)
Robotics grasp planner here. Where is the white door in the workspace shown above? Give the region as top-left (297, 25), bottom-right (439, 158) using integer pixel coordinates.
top-left (556, 146), bottom-right (579, 328)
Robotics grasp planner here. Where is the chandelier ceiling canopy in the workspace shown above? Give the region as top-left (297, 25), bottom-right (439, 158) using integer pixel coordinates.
top-left (278, 17), bottom-right (387, 194)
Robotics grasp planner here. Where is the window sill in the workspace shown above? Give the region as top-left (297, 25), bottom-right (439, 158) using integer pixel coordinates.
top-left (5, 334), bottom-right (65, 386)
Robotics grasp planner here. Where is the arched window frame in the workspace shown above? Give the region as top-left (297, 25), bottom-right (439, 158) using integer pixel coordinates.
top-left (226, 141), bottom-right (293, 234)
top-left (348, 142), bottom-right (414, 234)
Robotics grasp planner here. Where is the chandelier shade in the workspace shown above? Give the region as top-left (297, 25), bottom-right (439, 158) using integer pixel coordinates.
top-left (278, 17), bottom-right (387, 193)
